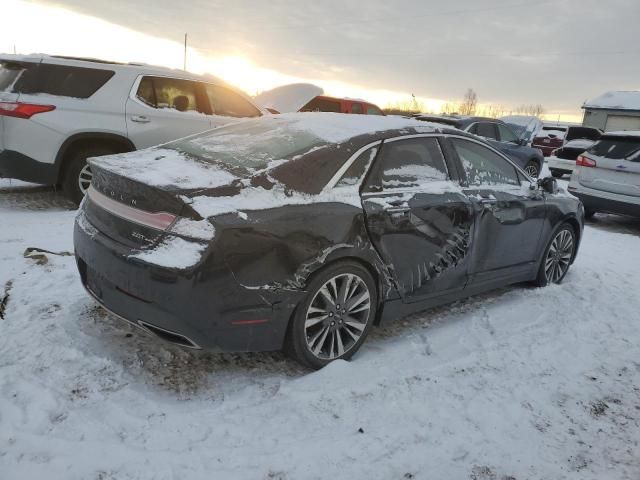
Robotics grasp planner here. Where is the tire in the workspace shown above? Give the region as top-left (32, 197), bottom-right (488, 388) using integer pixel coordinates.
top-left (550, 169), bottom-right (564, 179)
top-left (285, 260), bottom-right (378, 369)
top-left (534, 223), bottom-right (576, 287)
top-left (524, 160), bottom-right (540, 178)
top-left (62, 145), bottom-right (116, 205)
top-left (584, 208), bottom-right (596, 220)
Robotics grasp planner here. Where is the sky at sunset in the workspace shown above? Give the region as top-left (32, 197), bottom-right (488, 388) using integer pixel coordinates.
top-left (5, 0), bottom-right (640, 122)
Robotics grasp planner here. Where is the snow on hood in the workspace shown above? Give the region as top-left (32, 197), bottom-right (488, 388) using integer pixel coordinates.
top-left (604, 130), bottom-right (640, 138)
top-left (254, 83), bottom-right (324, 113)
top-left (584, 91), bottom-right (640, 111)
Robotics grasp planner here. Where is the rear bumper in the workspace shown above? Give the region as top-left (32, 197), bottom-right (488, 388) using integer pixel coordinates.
top-left (73, 211), bottom-right (298, 352)
top-left (0, 149), bottom-right (58, 184)
top-left (568, 187), bottom-right (640, 217)
top-left (533, 144), bottom-right (556, 157)
top-left (548, 156), bottom-right (575, 174)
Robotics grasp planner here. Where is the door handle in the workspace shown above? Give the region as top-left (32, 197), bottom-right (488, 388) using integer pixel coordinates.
top-left (130, 115), bottom-right (150, 123)
top-left (385, 207), bottom-right (410, 220)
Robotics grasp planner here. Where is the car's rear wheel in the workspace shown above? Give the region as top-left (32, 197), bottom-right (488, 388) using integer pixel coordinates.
top-left (524, 161), bottom-right (540, 178)
top-left (62, 146), bottom-right (115, 205)
top-left (286, 261), bottom-right (377, 369)
top-left (535, 223), bottom-right (576, 286)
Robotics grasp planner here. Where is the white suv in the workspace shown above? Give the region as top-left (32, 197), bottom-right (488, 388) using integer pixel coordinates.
top-left (568, 131), bottom-right (640, 218)
top-left (0, 54), bottom-right (263, 203)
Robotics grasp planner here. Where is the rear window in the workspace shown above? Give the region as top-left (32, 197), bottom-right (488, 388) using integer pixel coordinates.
top-left (566, 127), bottom-right (601, 142)
top-left (167, 118), bottom-right (329, 174)
top-left (0, 62), bottom-right (24, 91)
top-left (4, 62), bottom-right (114, 98)
top-left (301, 97), bottom-right (341, 113)
top-left (589, 137), bottom-right (640, 159)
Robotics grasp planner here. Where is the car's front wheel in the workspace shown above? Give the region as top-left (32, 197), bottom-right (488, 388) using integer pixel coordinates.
top-left (535, 223), bottom-right (576, 286)
top-left (286, 261), bottom-right (377, 369)
top-left (524, 160), bottom-right (540, 178)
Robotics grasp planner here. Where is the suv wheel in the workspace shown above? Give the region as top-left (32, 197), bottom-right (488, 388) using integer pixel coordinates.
top-left (62, 146), bottom-right (115, 205)
top-left (286, 261), bottom-right (378, 369)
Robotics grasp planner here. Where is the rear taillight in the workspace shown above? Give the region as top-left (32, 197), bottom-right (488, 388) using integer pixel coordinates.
top-left (87, 187), bottom-right (176, 230)
top-left (576, 155), bottom-right (596, 167)
top-left (0, 102), bottom-right (56, 119)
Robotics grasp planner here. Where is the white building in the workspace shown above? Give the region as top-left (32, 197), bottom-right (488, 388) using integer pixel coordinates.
top-left (582, 91), bottom-right (640, 131)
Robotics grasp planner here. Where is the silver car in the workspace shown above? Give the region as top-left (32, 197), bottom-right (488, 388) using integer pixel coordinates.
top-left (568, 131), bottom-right (640, 218)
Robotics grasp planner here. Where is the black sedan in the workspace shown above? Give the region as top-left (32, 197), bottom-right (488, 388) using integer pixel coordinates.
top-left (74, 113), bottom-right (584, 369)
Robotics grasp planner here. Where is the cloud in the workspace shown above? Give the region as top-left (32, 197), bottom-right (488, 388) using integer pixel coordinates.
top-left (23, 0), bottom-right (640, 114)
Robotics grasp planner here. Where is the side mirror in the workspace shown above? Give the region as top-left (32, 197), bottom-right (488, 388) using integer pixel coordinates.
top-left (538, 176), bottom-right (558, 194)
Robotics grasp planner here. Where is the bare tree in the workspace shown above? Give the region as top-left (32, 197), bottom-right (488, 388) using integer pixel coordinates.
top-left (440, 102), bottom-right (460, 115)
top-left (383, 95), bottom-right (427, 115)
top-left (514, 104), bottom-right (545, 117)
top-left (459, 88), bottom-right (478, 116)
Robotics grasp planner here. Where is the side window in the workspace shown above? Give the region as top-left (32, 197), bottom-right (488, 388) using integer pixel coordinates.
top-left (136, 77), bottom-right (156, 107)
top-left (205, 84), bottom-right (261, 118)
top-left (366, 105), bottom-right (384, 116)
top-left (301, 98), bottom-right (341, 113)
top-left (366, 138), bottom-right (448, 191)
top-left (336, 145), bottom-right (379, 188)
top-left (351, 103), bottom-right (363, 114)
top-left (13, 63), bottom-right (114, 98)
top-left (475, 123), bottom-right (498, 140)
top-left (498, 124), bottom-right (518, 143)
top-left (451, 138), bottom-right (519, 186)
top-left (138, 77), bottom-right (203, 113)
top-left (467, 124), bottom-right (477, 135)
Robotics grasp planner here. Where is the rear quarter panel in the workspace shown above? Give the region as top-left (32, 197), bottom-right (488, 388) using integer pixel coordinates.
top-left (214, 202), bottom-right (398, 302)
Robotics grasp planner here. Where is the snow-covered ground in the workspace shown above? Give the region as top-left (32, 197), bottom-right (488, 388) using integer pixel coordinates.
top-left (1, 180), bottom-right (639, 480)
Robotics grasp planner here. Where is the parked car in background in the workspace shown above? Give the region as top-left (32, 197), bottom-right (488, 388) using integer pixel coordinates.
top-left (500, 115), bottom-right (543, 146)
top-left (548, 139), bottom-right (598, 178)
top-left (0, 54), bottom-right (263, 204)
top-left (568, 131), bottom-right (640, 218)
top-left (254, 83), bottom-right (385, 116)
top-left (414, 115), bottom-right (544, 177)
top-left (533, 125), bottom-right (569, 156)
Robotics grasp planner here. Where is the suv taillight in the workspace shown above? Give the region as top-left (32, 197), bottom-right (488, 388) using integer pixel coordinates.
top-left (0, 102), bottom-right (56, 119)
top-left (576, 155), bottom-right (596, 167)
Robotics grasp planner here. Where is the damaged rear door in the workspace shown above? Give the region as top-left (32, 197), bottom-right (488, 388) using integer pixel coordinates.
top-left (361, 136), bottom-right (474, 302)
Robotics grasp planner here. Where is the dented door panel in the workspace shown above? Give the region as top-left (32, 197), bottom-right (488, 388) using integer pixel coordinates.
top-left (362, 190), bottom-right (475, 302)
top-left (464, 187), bottom-right (546, 277)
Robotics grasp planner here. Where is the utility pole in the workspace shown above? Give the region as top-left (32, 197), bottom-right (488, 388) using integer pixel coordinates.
top-left (183, 33), bottom-right (187, 71)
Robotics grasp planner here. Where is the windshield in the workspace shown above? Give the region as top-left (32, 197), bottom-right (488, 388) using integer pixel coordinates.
top-left (166, 118), bottom-right (329, 174)
top-left (589, 137), bottom-right (640, 159)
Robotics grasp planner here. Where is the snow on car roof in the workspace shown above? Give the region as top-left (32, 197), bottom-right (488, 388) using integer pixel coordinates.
top-left (91, 113), bottom-right (443, 190)
top-left (254, 83), bottom-right (324, 113)
top-left (584, 91), bottom-right (640, 111)
top-left (602, 130), bottom-right (640, 138)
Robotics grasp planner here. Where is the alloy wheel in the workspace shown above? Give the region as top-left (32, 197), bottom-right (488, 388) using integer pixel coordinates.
top-left (524, 163), bottom-right (539, 178)
top-left (544, 229), bottom-right (574, 284)
top-left (304, 273), bottom-right (371, 360)
top-left (78, 164), bottom-right (93, 195)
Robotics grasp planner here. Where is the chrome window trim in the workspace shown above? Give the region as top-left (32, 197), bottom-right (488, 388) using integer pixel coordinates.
top-left (323, 140), bottom-right (381, 192)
